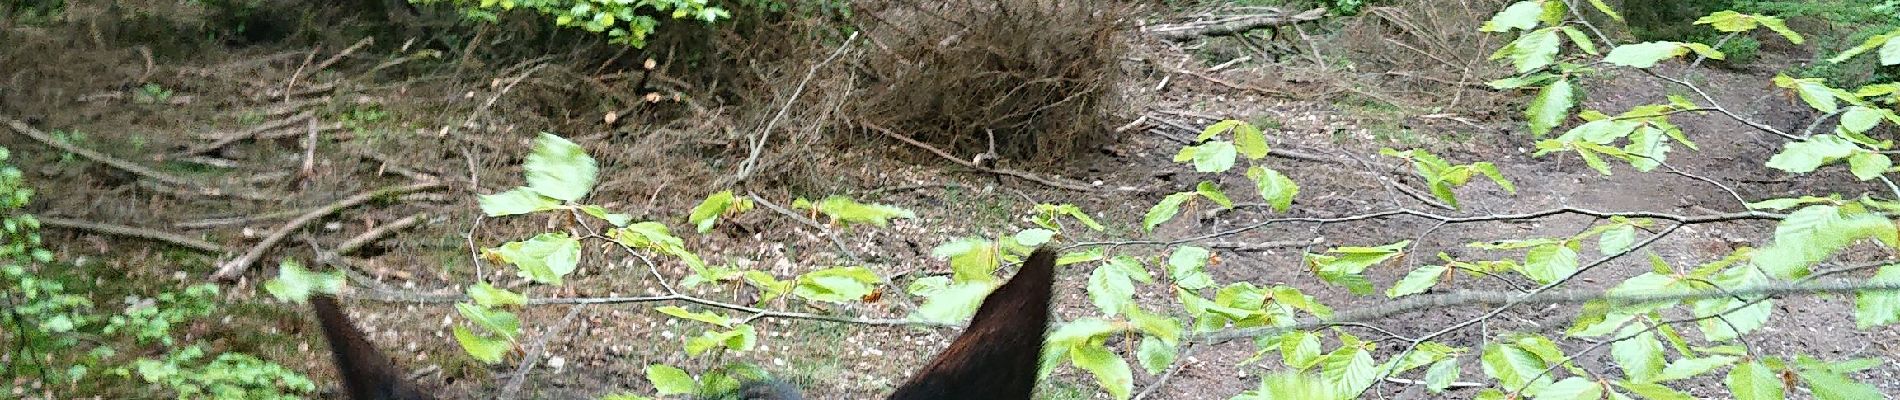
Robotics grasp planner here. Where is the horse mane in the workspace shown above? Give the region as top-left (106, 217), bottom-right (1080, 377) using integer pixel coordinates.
top-left (886, 246), bottom-right (1056, 400)
top-left (310, 246), bottom-right (1058, 400)
top-left (311, 294), bottom-right (436, 400)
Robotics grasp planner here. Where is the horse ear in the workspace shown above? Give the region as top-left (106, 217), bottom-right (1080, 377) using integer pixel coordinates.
top-left (887, 247), bottom-right (1057, 400)
top-left (311, 295), bottom-right (436, 400)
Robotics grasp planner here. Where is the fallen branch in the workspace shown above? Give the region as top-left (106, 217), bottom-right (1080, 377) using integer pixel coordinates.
top-left (39, 217), bottom-right (223, 253)
top-left (861, 121), bottom-right (1114, 193)
top-left (4, 116), bottom-right (196, 189)
top-left (211, 182), bottom-right (445, 281)
top-left (178, 110), bottom-right (315, 156)
top-left (331, 213), bottom-right (430, 256)
top-left (1146, 8), bottom-right (1328, 41)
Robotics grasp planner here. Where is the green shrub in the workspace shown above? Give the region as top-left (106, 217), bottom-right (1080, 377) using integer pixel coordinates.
top-left (407, 0), bottom-right (732, 47)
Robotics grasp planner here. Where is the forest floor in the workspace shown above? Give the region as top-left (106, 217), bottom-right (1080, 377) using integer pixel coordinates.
top-left (2, 6), bottom-right (1897, 400)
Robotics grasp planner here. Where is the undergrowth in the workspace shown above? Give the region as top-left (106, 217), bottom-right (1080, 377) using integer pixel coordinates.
top-left (0, 146), bottom-right (312, 399)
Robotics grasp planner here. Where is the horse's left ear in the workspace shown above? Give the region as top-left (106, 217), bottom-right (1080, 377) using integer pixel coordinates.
top-left (887, 246), bottom-right (1057, 400)
top-left (311, 295), bottom-right (436, 400)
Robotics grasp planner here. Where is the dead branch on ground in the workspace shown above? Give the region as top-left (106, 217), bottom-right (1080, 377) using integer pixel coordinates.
top-left (211, 182), bottom-right (445, 281)
top-left (1146, 8), bottom-right (1328, 41)
top-left (39, 217), bottom-right (223, 253)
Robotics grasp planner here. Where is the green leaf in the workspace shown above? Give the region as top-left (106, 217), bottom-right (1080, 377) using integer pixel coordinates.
top-left (1611, 324), bottom-right (1665, 383)
top-left (1614, 381), bottom-right (1692, 400)
top-left (1507, 28), bottom-right (1564, 73)
top-left (1829, 29), bottom-right (1900, 64)
top-left (1321, 345), bottom-right (1377, 396)
top-left (1071, 344), bottom-right (1134, 400)
top-left (1482, 343), bottom-right (1552, 393)
top-left (1536, 377), bottom-right (1603, 400)
top-left (1199, 119), bottom-right (1242, 141)
top-left (657, 306), bottom-right (732, 328)
top-left (1473, 162), bottom-right (1517, 194)
top-left (1847, 152), bottom-right (1891, 181)
top-left (1765, 134), bottom-right (1859, 174)
top-left (467, 282), bottom-right (527, 307)
top-left (1088, 257), bottom-right (1145, 315)
top-left (1796, 368), bottom-right (1884, 400)
top-left (1190, 141), bottom-right (1238, 173)
top-left (1523, 243), bottom-right (1580, 283)
top-left (1855, 265), bottom-right (1900, 328)
top-left (793, 266), bottom-right (881, 304)
top-left (1839, 106), bottom-right (1885, 133)
top-left (489, 232), bottom-right (582, 285)
top-left (688, 190), bottom-right (751, 233)
top-left (1142, 192), bottom-right (1195, 232)
top-left (453, 326), bottom-right (510, 364)
top-left (685, 325), bottom-right (758, 355)
top-left (1136, 337), bottom-right (1177, 375)
top-left (798, 195), bottom-right (917, 227)
top-left (1598, 225), bottom-right (1637, 256)
top-left (1124, 305), bottom-right (1182, 345)
top-left (1386, 264), bottom-right (1447, 298)
top-left (646, 364), bottom-right (696, 395)
top-left (1483, 1), bottom-right (1544, 32)
top-left (1726, 361), bottom-right (1785, 400)
top-left (477, 188), bottom-right (561, 216)
top-left (1166, 246), bottom-right (1215, 290)
top-left (1195, 181), bottom-right (1234, 209)
top-left (1753, 204), bottom-right (1898, 279)
top-left (1279, 331), bottom-right (1324, 371)
top-left (1562, 26), bottom-right (1599, 55)
top-left (523, 133), bottom-right (598, 201)
top-left (1528, 78), bottom-right (1575, 136)
top-left (1307, 241), bottom-right (1410, 295)
top-left (935, 238), bottom-right (1000, 284)
top-left (1246, 166), bottom-right (1300, 212)
top-left (263, 259), bottom-right (343, 302)
top-left (1014, 228), bottom-right (1057, 246)
top-left (1773, 75), bottom-right (1839, 113)
top-left (1655, 356), bottom-right (1736, 382)
top-left (1234, 122), bottom-right (1269, 159)
top-left (1605, 41), bottom-right (1691, 68)
top-left (1584, 0), bottom-right (1620, 21)
top-left (1426, 358), bottom-right (1461, 393)
top-left (577, 204), bottom-right (632, 227)
top-left (911, 282), bottom-right (992, 324)
top-left (456, 303), bottom-right (520, 341)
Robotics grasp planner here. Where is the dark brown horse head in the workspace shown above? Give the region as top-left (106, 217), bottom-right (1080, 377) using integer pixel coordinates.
top-left (312, 246), bottom-right (1058, 400)
top-left (310, 295), bottom-right (436, 400)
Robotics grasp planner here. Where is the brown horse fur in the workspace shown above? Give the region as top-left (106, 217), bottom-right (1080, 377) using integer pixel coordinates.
top-left (310, 295), bottom-right (436, 400)
top-left (311, 246), bottom-right (1058, 400)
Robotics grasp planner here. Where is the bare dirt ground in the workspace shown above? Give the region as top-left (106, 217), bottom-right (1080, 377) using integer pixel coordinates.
top-left (3, 7), bottom-right (1898, 400)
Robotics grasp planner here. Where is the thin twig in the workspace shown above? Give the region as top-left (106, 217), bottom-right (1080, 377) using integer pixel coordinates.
top-left (1132, 343), bottom-right (1199, 400)
top-left (733, 31), bottom-right (859, 185)
top-left (861, 121), bottom-right (1110, 192)
top-left (211, 182), bottom-right (445, 281)
top-left (331, 213), bottom-right (430, 256)
top-left (39, 217), bottom-right (223, 253)
top-left (501, 303), bottom-right (587, 398)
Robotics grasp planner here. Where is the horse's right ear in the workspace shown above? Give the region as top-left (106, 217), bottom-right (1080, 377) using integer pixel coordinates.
top-left (310, 295), bottom-right (436, 400)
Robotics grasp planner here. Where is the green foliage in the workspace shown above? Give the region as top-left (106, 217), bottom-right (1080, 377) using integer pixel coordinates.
top-left (791, 195), bottom-right (917, 228)
top-left (1, 146), bottom-right (310, 397)
top-left (409, 0), bottom-right (730, 48)
top-left (129, 345), bottom-right (316, 400)
top-left (1379, 148), bottom-right (1516, 208)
